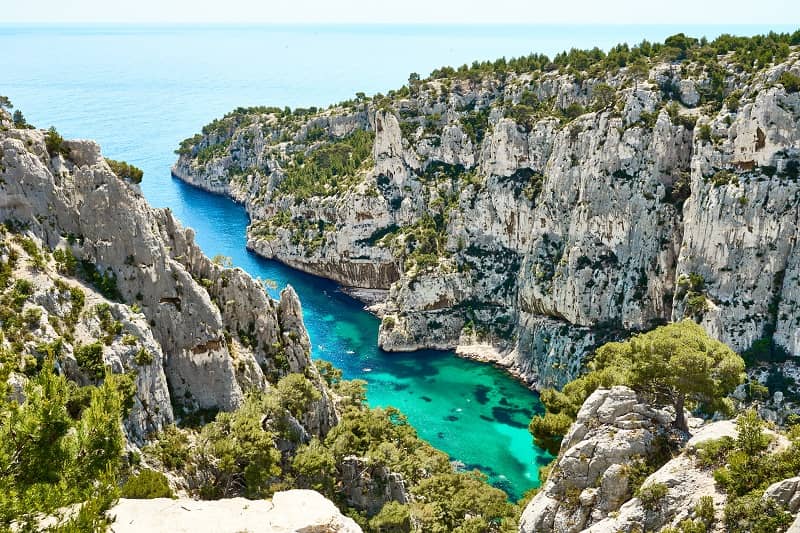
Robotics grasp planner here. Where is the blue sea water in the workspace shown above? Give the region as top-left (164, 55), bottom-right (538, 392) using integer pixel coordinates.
top-left (1, 23), bottom-right (794, 499)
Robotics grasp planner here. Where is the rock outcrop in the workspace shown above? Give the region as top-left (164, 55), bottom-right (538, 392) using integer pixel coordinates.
top-left (0, 122), bottom-right (336, 444)
top-left (108, 490), bottom-right (363, 533)
top-left (519, 387), bottom-right (800, 532)
top-left (173, 40), bottom-right (800, 391)
top-left (518, 386), bottom-right (675, 532)
top-left (339, 456), bottom-right (410, 515)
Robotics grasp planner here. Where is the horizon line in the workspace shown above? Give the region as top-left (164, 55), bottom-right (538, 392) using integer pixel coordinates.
top-left (1, 21), bottom-right (798, 27)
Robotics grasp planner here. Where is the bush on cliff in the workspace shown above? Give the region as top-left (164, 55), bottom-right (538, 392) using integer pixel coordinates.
top-left (694, 410), bottom-right (800, 532)
top-left (0, 360), bottom-right (128, 531)
top-left (120, 469), bottom-right (174, 499)
top-left (45, 126), bottom-right (69, 157)
top-left (106, 158), bottom-right (144, 184)
top-left (530, 320), bottom-right (745, 453)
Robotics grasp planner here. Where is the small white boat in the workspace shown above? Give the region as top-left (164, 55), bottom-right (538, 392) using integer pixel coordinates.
top-left (362, 367), bottom-right (372, 372)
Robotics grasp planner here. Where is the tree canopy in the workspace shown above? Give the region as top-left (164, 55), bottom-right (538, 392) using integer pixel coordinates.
top-left (530, 320), bottom-right (745, 454)
top-left (0, 361), bottom-right (129, 530)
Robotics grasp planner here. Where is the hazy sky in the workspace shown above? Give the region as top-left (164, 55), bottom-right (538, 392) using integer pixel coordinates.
top-left (4, 0), bottom-right (800, 24)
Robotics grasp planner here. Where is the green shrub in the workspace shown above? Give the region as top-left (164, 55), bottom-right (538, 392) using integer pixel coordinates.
top-left (277, 130), bottom-right (374, 200)
top-left (147, 425), bottom-right (191, 470)
top-left (134, 348), bottom-right (153, 366)
top-left (106, 159), bottom-right (144, 184)
top-left (528, 411), bottom-right (572, 455)
top-left (79, 260), bottom-right (121, 301)
top-left (314, 359), bottom-right (342, 386)
top-left (75, 342), bottom-right (105, 379)
top-left (276, 373), bottom-right (321, 418)
top-left (0, 361), bottom-right (126, 530)
top-left (369, 501), bottom-right (411, 533)
top-left (723, 494), bottom-right (792, 533)
top-left (777, 71), bottom-right (800, 93)
top-left (53, 248), bottom-right (77, 275)
top-left (196, 394), bottom-right (282, 499)
top-left (694, 436), bottom-right (735, 468)
top-left (12, 110), bottom-right (27, 128)
top-left (698, 124), bottom-right (712, 142)
top-left (636, 481), bottom-right (668, 510)
top-left (121, 469), bottom-right (174, 499)
top-left (695, 495), bottom-right (715, 524)
top-left (710, 170), bottom-right (738, 187)
top-left (291, 438), bottom-right (336, 494)
top-left (45, 126), bottom-right (69, 157)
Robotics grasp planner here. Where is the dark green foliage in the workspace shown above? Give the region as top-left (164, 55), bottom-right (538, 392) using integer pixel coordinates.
top-left (0, 361), bottom-right (126, 530)
top-left (777, 71), bottom-right (800, 93)
top-left (426, 31), bottom-right (799, 82)
top-left (146, 425), bottom-right (191, 470)
top-left (693, 411), bottom-right (800, 533)
top-left (460, 107), bottom-right (491, 144)
top-left (12, 110), bottom-right (27, 128)
top-left (369, 501), bottom-right (412, 533)
top-left (592, 83), bottom-right (616, 110)
top-left (121, 469), bottom-right (174, 499)
top-left (79, 260), bottom-right (121, 301)
top-left (96, 303), bottom-right (123, 344)
top-left (709, 170), bottom-right (738, 187)
top-left (723, 495), bottom-right (793, 533)
top-left (53, 247), bottom-right (78, 275)
top-left (530, 321), bottom-right (744, 452)
top-left (196, 141), bottom-right (229, 165)
top-left (305, 126), bottom-right (327, 142)
top-left (75, 342), bottom-right (105, 379)
top-left (276, 373), bottom-right (321, 418)
top-left (278, 130), bottom-right (374, 200)
top-left (505, 104), bottom-right (544, 132)
top-left (635, 481), bottom-right (668, 510)
top-left (315, 359), bottom-right (342, 386)
top-left (561, 102), bottom-right (585, 121)
top-left (698, 124), bottom-right (712, 142)
top-left (45, 126), bottom-right (69, 157)
top-left (291, 438), bottom-right (336, 494)
top-left (677, 273), bottom-right (709, 319)
top-left (195, 393), bottom-right (282, 499)
top-left (0, 96), bottom-right (11, 110)
top-left (135, 348), bottom-right (153, 366)
top-left (106, 158), bottom-right (144, 184)
top-left (174, 133), bottom-right (203, 155)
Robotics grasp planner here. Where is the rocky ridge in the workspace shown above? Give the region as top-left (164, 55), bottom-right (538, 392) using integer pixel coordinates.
top-left (519, 386), bottom-right (800, 532)
top-left (173, 35), bottom-right (800, 393)
top-left (0, 117), bottom-right (336, 444)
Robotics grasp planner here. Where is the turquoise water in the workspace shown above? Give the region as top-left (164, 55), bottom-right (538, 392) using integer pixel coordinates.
top-left (2, 23), bottom-right (793, 499)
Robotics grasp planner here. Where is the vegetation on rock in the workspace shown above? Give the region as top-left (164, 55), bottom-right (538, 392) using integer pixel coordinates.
top-left (530, 320), bottom-right (745, 454)
top-left (106, 158), bottom-right (144, 184)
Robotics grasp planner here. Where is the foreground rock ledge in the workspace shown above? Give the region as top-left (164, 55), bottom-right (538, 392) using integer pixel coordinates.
top-left (108, 489), bottom-right (362, 533)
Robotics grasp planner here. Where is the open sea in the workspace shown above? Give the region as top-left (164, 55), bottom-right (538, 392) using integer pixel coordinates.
top-left (1, 23), bottom-right (794, 499)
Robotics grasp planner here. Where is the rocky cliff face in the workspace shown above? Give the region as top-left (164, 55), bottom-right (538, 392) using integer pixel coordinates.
top-left (173, 39), bottom-right (800, 389)
top-left (519, 386), bottom-right (800, 532)
top-left (0, 121), bottom-right (336, 444)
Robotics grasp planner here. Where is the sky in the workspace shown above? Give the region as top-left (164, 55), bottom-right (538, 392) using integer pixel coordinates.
top-left (3, 0), bottom-right (799, 25)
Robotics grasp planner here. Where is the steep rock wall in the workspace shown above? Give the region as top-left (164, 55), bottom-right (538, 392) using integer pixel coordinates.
top-left (172, 48), bottom-right (800, 389)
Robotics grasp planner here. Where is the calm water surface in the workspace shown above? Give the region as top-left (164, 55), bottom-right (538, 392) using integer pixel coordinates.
top-left (2, 23), bottom-right (791, 498)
